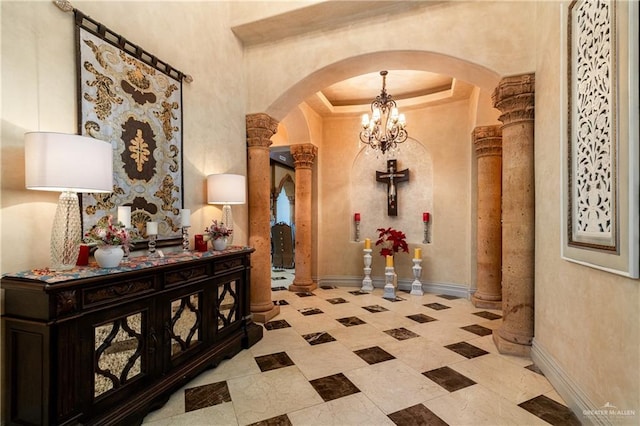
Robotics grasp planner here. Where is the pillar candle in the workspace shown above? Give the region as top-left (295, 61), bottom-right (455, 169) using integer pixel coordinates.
top-left (180, 209), bottom-right (191, 227)
top-left (147, 221), bottom-right (158, 235)
top-left (414, 248), bottom-right (422, 259)
top-left (364, 238), bottom-right (371, 249)
top-left (423, 212), bottom-right (430, 222)
top-left (118, 206), bottom-right (131, 229)
top-left (386, 255), bottom-right (394, 267)
top-left (354, 213), bottom-right (361, 222)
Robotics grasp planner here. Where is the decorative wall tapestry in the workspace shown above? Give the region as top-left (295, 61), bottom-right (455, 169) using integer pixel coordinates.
top-left (76, 11), bottom-right (187, 246)
top-left (563, 0), bottom-right (639, 277)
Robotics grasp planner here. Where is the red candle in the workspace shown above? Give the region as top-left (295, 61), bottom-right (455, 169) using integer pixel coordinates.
top-left (423, 212), bottom-right (430, 222)
top-left (354, 213), bottom-right (361, 222)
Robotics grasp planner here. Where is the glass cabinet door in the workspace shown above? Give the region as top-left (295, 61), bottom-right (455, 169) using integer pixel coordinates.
top-left (168, 291), bottom-right (202, 359)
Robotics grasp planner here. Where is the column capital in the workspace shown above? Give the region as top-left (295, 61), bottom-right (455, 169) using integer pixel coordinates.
top-left (473, 125), bottom-right (502, 158)
top-left (492, 73), bottom-right (535, 125)
top-left (246, 113), bottom-right (279, 148)
top-left (290, 143), bottom-right (318, 169)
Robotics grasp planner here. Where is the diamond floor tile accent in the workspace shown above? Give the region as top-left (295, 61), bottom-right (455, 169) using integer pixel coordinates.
top-left (326, 297), bottom-right (348, 304)
top-left (302, 331), bottom-right (337, 346)
top-left (407, 313), bottom-right (437, 323)
top-left (384, 327), bottom-right (420, 341)
top-left (309, 372), bottom-right (360, 402)
top-left (295, 292), bottom-right (315, 297)
top-left (298, 307), bottom-right (324, 316)
top-left (423, 366), bottom-right (476, 392)
top-left (254, 351), bottom-right (295, 372)
top-left (184, 381), bottom-right (231, 412)
top-left (460, 324), bottom-right (493, 336)
top-left (246, 413), bottom-right (293, 426)
top-left (354, 346), bottom-right (396, 365)
top-left (362, 304), bottom-right (389, 313)
top-left (444, 341), bottom-right (489, 359)
top-left (424, 302), bottom-right (450, 310)
top-left (388, 403), bottom-right (449, 426)
top-left (264, 319), bottom-right (291, 330)
top-left (519, 395), bottom-right (581, 425)
top-left (438, 294), bottom-right (460, 300)
top-left (336, 316), bottom-right (366, 327)
top-left (473, 310), bottom-right (502, 320)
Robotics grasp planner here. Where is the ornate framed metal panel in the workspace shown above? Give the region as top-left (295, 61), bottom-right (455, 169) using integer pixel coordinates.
top-left (562, 0), bottom-right (639, 277)
top-left (75, 11), bottom-right (185, 247)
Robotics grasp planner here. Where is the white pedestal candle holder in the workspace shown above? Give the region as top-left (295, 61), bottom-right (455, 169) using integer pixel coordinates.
top-left (410, 258), bottom-right (424, 296)
top-left (361, 248), bottom-right (373, 292)
top-left (383, 266), bottom-right (396, 299)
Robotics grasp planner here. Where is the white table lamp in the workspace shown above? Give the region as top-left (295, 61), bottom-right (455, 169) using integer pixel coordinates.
top-left (25, 132), bottom-right (113, 270)
top-left (207, 174), bottom-right (246, 242)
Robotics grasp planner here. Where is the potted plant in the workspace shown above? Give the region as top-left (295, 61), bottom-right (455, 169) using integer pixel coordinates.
top-left (84, 216), bottom-right (133, 268)
top-left (205, 219), bottom-right (232, 251)
top-left (375, 227), bottom-right (409, 257)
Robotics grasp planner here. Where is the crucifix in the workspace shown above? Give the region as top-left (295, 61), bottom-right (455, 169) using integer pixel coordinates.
top-left (376, 159), bottom-right (409, 216)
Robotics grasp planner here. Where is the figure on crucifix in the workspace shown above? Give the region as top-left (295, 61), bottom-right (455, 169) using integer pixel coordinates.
top-left (376, 159), bottom-right (409, 216)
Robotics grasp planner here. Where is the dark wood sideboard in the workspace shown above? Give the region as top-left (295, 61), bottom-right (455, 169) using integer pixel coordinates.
top-left (1, 247), bottom-right (262, 425)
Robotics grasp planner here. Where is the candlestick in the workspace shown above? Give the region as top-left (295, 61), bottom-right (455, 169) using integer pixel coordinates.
top-left (180, 209), bottom-right (191, 227)
top-left (355, 221), bottom-right (361, 242)
top-left (414, 247), bottom-right (422, 259)
top-left (147, 233), bottom-right (158, 258)
top-left (410, 258), bottom-right (424, 296)
top-left (364, 238), bottom-right (371, 249)
top-left (147, 221), bottom-right (158, 235)
top-left (383, 265), bottom-right (396, 300)
top-left (386, 255), bottom-right (394, 268)
top-left (118, 206), bottom-right (131, 229)
top-left (361, 248), bottom-right (373, 292)
top-left (182, 226), bottom-right (190, 251)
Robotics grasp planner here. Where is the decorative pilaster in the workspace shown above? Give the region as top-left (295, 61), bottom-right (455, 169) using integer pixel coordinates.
top-left (472, 125), bottom-right (503, 310)
top-left (246, 113), bottom-right (280, 323)
top-left (288, 143), bottom-right (318, 293)
top-left (491, 74), bottom-right (535, 356)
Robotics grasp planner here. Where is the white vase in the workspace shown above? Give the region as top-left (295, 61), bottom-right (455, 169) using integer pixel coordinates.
top-left (94, 245), bottom-right (124, 268)
top-left (213, 238), bottom-right (227, 251)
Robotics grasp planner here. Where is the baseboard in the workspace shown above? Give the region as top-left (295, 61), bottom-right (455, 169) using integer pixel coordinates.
top-left (532, 339), bottom-right (622, 426)
top-left (316, 275), bottom-right (470, 299)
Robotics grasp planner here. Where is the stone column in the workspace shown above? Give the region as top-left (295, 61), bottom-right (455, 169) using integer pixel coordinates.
top-left (288, 143), bottom-right (318, 293)
top-left (491, 74), bottom-right (535, 357)
top-left (246, 113), bottom-right (280, 323)
top-left (472, 125), bottom-right (503, 310)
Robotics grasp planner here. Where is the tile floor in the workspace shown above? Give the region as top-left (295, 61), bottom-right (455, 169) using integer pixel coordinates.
top-left (142, 286), bottom-right (580, 425)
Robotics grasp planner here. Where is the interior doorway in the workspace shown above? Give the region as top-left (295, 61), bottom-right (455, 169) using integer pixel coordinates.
top-left (270, 147), bottom-right (296, 288)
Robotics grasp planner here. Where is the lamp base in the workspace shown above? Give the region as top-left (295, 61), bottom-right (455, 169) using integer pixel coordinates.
top-left (50, 191), bottom-right (81, 271)
top-left (222, 204), bottom-right (233, 244)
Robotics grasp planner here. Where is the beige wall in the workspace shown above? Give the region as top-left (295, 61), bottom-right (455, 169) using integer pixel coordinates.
top-left (534, 0), bottom-right (639, 419)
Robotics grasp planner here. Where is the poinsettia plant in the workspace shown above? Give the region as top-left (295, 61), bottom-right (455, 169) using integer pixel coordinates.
top-left (84, 215), bottom-right (133, 247)
top-left (205, 219), bottom-right (232, 240)
top-left (375, 227), bottom-right (409, 257)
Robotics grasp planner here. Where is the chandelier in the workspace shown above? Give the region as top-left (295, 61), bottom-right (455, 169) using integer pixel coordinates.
top-left (359, 70), bottom-right (407, 154)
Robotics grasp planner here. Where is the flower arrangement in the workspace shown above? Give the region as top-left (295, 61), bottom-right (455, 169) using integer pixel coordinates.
top-left (84, 215), bottom-right (132, 247)
top-left (205, 219), bottom-right (232, 240)
top-left (375, 227), bottom-right (409, 257)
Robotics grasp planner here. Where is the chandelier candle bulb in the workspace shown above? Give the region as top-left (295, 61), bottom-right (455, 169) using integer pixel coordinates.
top-left (147, 221), bottom-right (158, 235)
top-left (118, 206), bottom-right (131, 229)
top-left (180, 209), bottom-right (191, 227)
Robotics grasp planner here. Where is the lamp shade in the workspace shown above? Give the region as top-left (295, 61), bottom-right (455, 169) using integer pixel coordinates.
top-left (25, 132), bottom-right (113, 193)
top-left (207, 174), bottom-right (246, 204)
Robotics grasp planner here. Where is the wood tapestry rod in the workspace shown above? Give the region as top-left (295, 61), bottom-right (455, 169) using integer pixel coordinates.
top-left (53, 0), bottom-right (194, 83)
